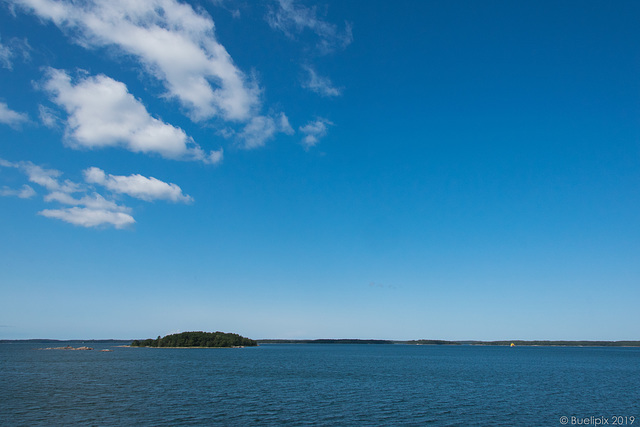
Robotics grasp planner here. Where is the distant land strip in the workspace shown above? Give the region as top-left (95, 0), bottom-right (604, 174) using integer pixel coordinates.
top-left (256, 339), bottom-right (640, 347)
top-left (2, 339), bottom-right (639, 347)
top-left (257, 339), bottom-right (461, 345)
top-left (463, 340), bottom-right (640, 347)
top-left (0, 339), bottom-right (131, 344)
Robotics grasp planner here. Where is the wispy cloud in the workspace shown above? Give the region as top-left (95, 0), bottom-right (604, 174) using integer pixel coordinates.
top-left (0, 101), bottom-right (29, 128)
top-left (302, 65), bottom-right (341, 97)
top-left (0, 184), bottom-right (36, 199)
top-left (0, 36), bottom-right (30, 70)
top-left (42, 69), bottom-right (222, 164)
top-left (266, 0), bottom-right (352, 54)
top-left (210, 0), bottom-right (242, 19)
top-left (369, 282), bottom-right (398, 290)
top-left (299, 117), bottom-right (332, 149)
top-left (238, 115), bottom-right (278, 150)
top-left (0, 39), bottom-right (11, 69)
top-left (38, 207), bottom-right (135, 229)
top-left (84, 167), bottom-right (193, 203)
top-left (11, 0), bottom-right (260, 122)
top-left (44, 190), bottom-right (130, 212)
top-left (1, 158), bottom-right (194, 229)
top-left (3, 160), bottom-right (80, 193)
top-left (238, 112), bottom-right (295, 149)
top-left (278, 112), bottom-right (295, 135)
top-left (38, 104), bottom-right (59, 128)
top-left (40, 189), bottom-right (134, 229)
top-left (265, 2), bottom-right (347, 145)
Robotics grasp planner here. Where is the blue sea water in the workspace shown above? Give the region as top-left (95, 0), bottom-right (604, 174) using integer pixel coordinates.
top-left (0, 343), bottom-right (638, 426)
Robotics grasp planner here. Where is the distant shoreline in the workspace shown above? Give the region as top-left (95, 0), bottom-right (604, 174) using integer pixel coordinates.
top-left (257, 339), bottom-right (640, 347)
top-left (129, 346), bottom-right (246, 349)
top-left (2, 339), bottom-right (640, 347)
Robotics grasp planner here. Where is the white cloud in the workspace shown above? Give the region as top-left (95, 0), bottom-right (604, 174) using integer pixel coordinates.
top-left (38, 207), bottom-right (135, 229)
top-left (0, 184), bottom-right (36, 199)
top-left (23, 163), bottom-right (64, 191)
top-left (43, 69), bottom-right (221, 164)
top-left (302, 66), bottom-right (341, 97)
top-left (266, 0), bottom-right (352, 54)
top-left (238, 113), bottom-right (294, 149)
top-left (83, 167), bottom-right (193, 203)
top-left (12, 0), bottom-right (260, 122)
top-left (0, 101), bottom-right (29, 127)
top-left (39, 188), bottom-right (134, 229)
top-left (299, 117), bottom-right (332, 149)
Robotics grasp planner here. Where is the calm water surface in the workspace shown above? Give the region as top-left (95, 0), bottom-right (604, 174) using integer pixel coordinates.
top-left (1, 343), bottom-right (638, 425)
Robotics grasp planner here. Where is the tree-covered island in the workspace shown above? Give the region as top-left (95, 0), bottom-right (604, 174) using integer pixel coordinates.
top-left (131, 331), bottom-right (257, 348)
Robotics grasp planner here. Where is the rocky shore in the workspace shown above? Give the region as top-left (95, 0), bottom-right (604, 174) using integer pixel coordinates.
top-left (41, 345), bottom-right (93, 350)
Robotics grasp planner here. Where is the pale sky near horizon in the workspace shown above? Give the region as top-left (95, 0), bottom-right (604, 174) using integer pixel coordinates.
top-left (1, 0), bottom-right (639, 340)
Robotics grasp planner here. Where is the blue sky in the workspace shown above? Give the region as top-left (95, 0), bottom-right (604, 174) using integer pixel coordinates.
top-left (1, 0), bottom-right (639, 340)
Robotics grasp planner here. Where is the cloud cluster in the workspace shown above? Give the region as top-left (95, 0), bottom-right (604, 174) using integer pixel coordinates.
top-left (14, 0), bottom-right (294, 150)
top-left (12, 0), bottom-right (260, 122)
top-left (0, 101), bottom-right (29, 128)
top-left (266, 0), bottom-right (352, 54)
top-left (299, 118), bottom-right (332, 149)
top-left (266, 0), bottom-right (347, 145)
top-left (1, 1), bottom-right (352, 230)
top-left (42, 69), bottom-right (222, 164)
top-left (0, 159), bottom-right (192, 228)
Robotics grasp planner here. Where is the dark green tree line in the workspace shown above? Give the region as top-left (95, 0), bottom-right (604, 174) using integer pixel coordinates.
top-left (131, 331), bottom-right (257, 348)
